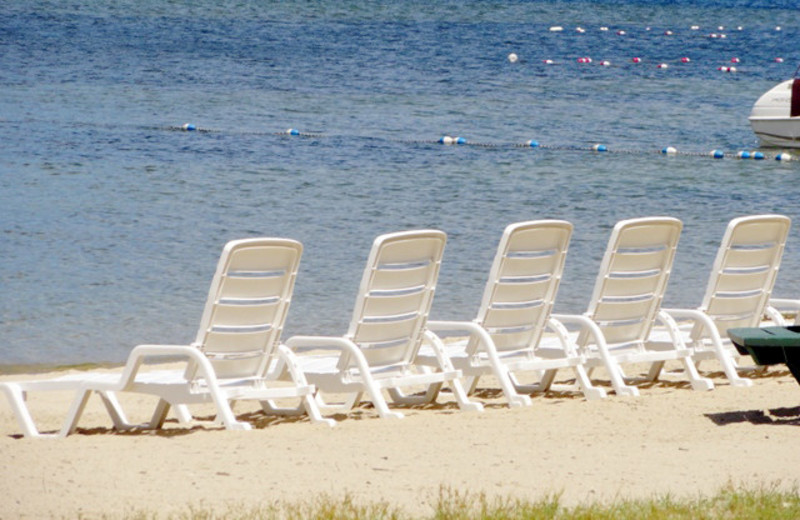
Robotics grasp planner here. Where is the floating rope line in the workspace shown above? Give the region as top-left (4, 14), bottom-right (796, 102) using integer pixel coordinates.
top-left (144, 122), bottom-right (800, 163)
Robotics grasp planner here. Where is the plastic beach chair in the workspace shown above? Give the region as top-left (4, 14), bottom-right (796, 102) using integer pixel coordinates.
top-left (277, 230), bottom-right (483, 419)
top-left (651, 215), bottom-right (792, 387)
top-left (414, 220), bottom-right (606, 407)
top-left (0, 238), bottom-right (333, 438)
top-left (544, 217), bottom-right (713, 396)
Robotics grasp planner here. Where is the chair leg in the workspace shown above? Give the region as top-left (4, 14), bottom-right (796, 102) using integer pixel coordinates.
top-left (0, 384), bottom-right (47, 438)
top-left (680, 357), bottom-right (714, 391)
top-left (60, 390), bottom-right (93, 437)
top-left (97, 391), bottom-right (136, 430)
top-left (572, 364), bottom-right (606, 400)
top-left (646, 361), bottom-right (665, 382)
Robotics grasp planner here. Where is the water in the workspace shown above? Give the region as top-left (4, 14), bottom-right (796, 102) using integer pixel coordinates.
top-left (1, 0), bottom-right (800, 367)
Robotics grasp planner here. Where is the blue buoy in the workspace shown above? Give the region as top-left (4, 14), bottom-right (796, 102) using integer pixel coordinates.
top-left (776, 153), bottom-right (793, 161)
top-left (592, 144), bottom-right (607, 152)
top-left (752, 151), bottom-right (765, 160)
top-left (286, 128), bottom-right (300, 136)
top-left (455, 137), bottom-right (467, 145)
top-left (710, 150), bottom-right (724, 159)
top-left (662, 146), bottom-right (677, 155)
top-left (182, 123), bottom-right (197, 131)
top-left (736, 151), bottom-right (750, 159)
top-left (527, 139), bottom-right (540, 148)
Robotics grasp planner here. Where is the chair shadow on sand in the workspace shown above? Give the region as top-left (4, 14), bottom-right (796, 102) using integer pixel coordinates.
top-left (706, 406), bottom-right (800, 427)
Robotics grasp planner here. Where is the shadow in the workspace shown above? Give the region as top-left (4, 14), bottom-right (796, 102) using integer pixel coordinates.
top-left (705, 405), bottom-right (800, 427)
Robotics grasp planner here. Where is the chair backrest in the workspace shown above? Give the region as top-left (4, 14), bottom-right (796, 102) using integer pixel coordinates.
top-left (343, 230), bottom-right (447, 370)
top-left (695, 214), bottom-right (790, 338)
top-left (581, 217), bottom-right (682, 346)
top-left (473, 220), bottom-right (573, 353)
top-left (193, 238), bottom-right (303, 379)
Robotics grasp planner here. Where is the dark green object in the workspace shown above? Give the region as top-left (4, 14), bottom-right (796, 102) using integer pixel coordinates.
top-left (728, 326), bottom-right (800, 385)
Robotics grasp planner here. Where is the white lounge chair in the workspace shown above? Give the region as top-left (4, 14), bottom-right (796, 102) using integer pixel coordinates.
top-left (651, 215), bottom-right (792, 386)
top-left (1, 238), bottom-right (333, 438)
top-left (414, 220), bottom-right (606, 407)
top-left (547, 217), bottom-right (713, 396)
top-left (279, 230), bottom-right (483, 419)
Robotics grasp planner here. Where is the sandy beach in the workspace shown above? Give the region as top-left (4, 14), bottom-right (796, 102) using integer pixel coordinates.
top-left (1, 361), bottom-right (799, 519)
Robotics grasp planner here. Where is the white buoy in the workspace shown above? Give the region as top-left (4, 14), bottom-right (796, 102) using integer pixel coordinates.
top-left (600, 60), bottom-right (611, 66)
top-left (616, 30), bottom-right (626, 35)
top-left (690, 25), bottom-right (700, 30)
top-left (657, 63), bottom-right (669, 69)
top-left (600, 27), bottom-right (609, 32)
top-left (508, 53), bottom-right (518, 63)
top-left (775, 26), bottom-right (782, 31)
top-left (776, 153), bottom-right (793, 161)
top-left (662, 146), bottom-right (677, 155)
top-left (664, 30), bottom-right (673, 35)
top-left (576, 27), bottom-right (586, 33)
top-left (549, 26), bottom-right (563, 32)
top-left (542, 59), bottom-right (555, 65)
top-left (775, 57), bottom-right (785, 63)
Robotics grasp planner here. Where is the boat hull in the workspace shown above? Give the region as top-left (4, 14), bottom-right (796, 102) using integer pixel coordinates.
top-left (749, 79), bottom-right (800, 148)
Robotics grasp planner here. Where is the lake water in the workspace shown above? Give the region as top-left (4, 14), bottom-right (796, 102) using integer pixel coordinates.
top-left (1, 0), bottom-right (799, 367)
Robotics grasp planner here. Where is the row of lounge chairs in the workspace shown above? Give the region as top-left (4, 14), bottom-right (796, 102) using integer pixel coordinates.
top-left (2, 214), bottom-right (796, 438)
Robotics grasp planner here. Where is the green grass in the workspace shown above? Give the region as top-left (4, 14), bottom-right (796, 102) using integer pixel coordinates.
top-left (104, 484), bottom-right (800, 520)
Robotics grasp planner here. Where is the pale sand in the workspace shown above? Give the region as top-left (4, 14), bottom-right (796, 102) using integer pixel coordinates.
top-left (1, 363), bottom-right (799, 518)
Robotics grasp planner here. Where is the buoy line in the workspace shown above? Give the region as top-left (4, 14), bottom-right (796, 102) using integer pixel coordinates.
top-left (170, 123), bottom-right (800, 163)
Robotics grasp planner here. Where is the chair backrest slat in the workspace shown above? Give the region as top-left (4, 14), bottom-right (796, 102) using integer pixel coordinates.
top-left (475, 220), bottom-right (572, 353)
top-left (345, 230), bottom-right (447, 369)
top-left (696, 214), bottom-right (790, 337)
top-left (194, 238), bottom-right (302, 379)
top-left (583, 217), bottom-right (682, 346)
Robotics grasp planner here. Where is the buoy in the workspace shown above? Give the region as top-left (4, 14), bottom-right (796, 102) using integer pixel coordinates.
top-left (439, 136), bottom-right (454, 145)
top-left (182, 123), bottom-right (197, 131)
top-left (616, 30), bottom-right (626, 35)
top-left (549, 26), bottom-right (563, 32)
top-left (527, 140), bottom-right (540, 148)
top-left (543, 59), bottom-right (555, 65)
top-left (709, 33), bottom-right (719, 38)
top-left (657, 63), bottom-right (669, 69)
top-left (718, 66), bottom-right (736, 72)
top-left (710, 150), bottom-right (725, 159)
top-left (775, 26), bottom-right (782, 31)
top-left (775, 57), bottom-right (784, 63)
top-left (508, 53), bottom-right (518, 63)
top-left (576, 27), bottom-right (586, 33)
top-left (286, 128), bottom-right (300, 135)
top-left (664, 30), bottom-right (673, 35)
top-left (455, 137), bottom-right (467, 145)
top-left (691, 25), bottom-right (700, 30)
top-left (736, 151), bottom-right (751, 159)
top-left (681, 57), bottom-right (691, 63)
top-left (592, 144), bottom-right (608, 152)
top-left (718, 26), bottom-right (725, 31)
top-left (776, 153), bottom-right (793, 161)
top-left (662, 146), bottom-right (677, 155)
top-left (730, 57), bottom-right (740, 63)
top-left (753, 151), bottom-right (765, 160)
top-left (600, 27), bottom-right (609, 32)
top-left (737, 26), bottom-right (743, 31)
top-left (599, 60), bottom-right (611, 66)
top-left (577, 57), bottom-right (592, 63)
top-left (632, 57), bottom-right (642, 63)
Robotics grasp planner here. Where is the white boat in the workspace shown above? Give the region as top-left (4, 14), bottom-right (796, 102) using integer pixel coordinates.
top-left (749, 76), bottom-right (800, 148)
